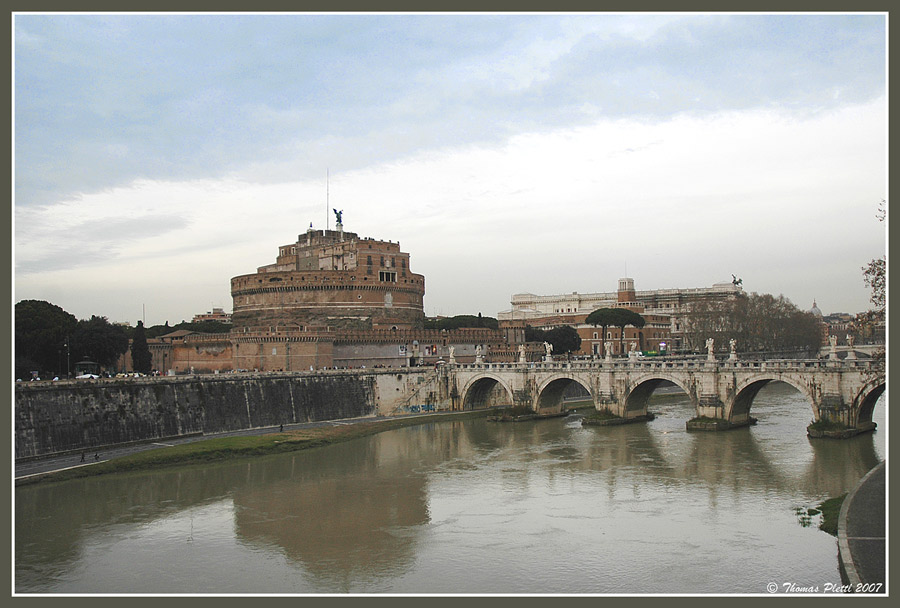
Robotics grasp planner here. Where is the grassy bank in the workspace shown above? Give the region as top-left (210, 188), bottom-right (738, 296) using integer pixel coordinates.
top-left (796, 494), bottom-right (846, 536)
top-left (807, 419), bottom-right (852, 433)
top-left (581, 409), bottom-right (622, 422)
top-left (17, 410), bottom-right (491, 486)
top-left (815, 494), bottom-right (847, 536)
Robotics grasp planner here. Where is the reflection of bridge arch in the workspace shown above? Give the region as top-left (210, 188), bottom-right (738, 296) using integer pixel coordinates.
top-left (623, 375), bottom-right (694, 415)
top-left (535, 375), bottom-right (593, 411)
top-left (854, 378), bottom-right (886, 425)
top-left (460, 374), bottom-right (514, 410)
top-left (730, 376), bottom-right (814, 422)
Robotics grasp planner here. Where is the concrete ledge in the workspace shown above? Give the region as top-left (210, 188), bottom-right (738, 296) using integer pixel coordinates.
top-left (488, 412), bottom-right (567, 422)
top-left (838, 460), bottom-right (886, 592)
top-left (14, 431), bottom-right (205, 464)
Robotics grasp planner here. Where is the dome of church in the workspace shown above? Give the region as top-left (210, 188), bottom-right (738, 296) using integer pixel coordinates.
top-left (809, 300), bottom-right (823, 317)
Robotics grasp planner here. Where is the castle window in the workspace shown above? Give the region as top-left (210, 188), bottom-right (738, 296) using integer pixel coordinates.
top-left (380, 256), bottom-right (385, 267)
top-left (379, 271), bottom-right (397, 282)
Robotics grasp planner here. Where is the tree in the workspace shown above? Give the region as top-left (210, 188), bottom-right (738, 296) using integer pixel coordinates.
top-left (610, 308), bottom-right (646, 355)
top-left (544, 325), bottom-right (582, 357)
top-left (585, 308), bottom-right (619, 355)
top-left (131, 321), bottom-right (153, 374)
top-left (14, 300), bottom-right (78, 378)
top-left (70, 315), bottom-right (130, 370)
top-left (855, 199), bottom-right (886, 352)
top-left (862, 257), bottom-right (886, 312)
top-left (681, 292), bottom-right (821, 354)
top-left (424, 314), bottom-right (499, 331)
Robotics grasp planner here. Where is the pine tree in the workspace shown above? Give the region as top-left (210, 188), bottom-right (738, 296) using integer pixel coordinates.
top-left (131, 321), bottom-right (153, 374)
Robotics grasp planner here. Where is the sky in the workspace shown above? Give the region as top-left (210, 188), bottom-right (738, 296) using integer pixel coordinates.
top-left (13, 12), bottom-right (887, 326)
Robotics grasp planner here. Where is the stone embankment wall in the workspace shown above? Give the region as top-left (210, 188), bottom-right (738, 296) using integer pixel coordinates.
top-left (14, 371), bottom-right (401, 459)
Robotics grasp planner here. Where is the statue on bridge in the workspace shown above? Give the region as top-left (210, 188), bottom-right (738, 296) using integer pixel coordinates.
top-left (448, 346), bottom-right (456, 364)
top-left (543, 341), bottom-right (553, 362)
top-left (604, 341), bottom-right (613, 361)
top-left (829, 335), bottom-right (839, 360)
top-left (845, 334), bottom-right (857, 360)
top-left (729, 338), bottom-right (737, 361)
top-left (518, 344), bottom-right (527, 364)
top-left (706, 338), bottom-right (715, 361)
top-left (475, 344), bottom-right (485, 364)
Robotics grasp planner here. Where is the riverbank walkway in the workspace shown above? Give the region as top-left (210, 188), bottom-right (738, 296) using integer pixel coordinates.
top-left (14, 410), bottom-right (470, 483)
top-left (838, 460), bottom-right (886, 593)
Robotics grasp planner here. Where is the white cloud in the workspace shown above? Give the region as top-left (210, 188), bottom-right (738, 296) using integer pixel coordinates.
top-left (15, 97), bottom-right (885, 324)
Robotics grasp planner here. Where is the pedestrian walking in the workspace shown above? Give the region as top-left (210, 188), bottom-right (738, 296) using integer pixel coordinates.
top-left (279, 424), bottom-right (283, 432)
top-left (80, 452), bottom-right (85, 462)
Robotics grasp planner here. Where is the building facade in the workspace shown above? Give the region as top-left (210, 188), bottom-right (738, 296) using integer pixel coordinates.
top-left (499, 277), bottom-right (744, 352)
top-left (192, 307), bottom-right (233, 324)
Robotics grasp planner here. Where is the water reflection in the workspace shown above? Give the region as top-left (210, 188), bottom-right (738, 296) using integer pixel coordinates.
top-left (232, 435), bottom-right (433, 589)
top-left (15, 383), bottom-right (885, 594)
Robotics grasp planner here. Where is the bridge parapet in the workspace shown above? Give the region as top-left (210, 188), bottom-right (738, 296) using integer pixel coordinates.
top-left (451, 357), bottom-right (882, 373)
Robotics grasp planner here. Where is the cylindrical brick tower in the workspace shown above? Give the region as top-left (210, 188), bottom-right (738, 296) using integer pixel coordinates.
top-left (231, 226), bottom-right (425, 332)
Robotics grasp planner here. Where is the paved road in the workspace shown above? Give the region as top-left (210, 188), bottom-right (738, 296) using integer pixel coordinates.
top-left (14, 411), bottom-right (457, 482)
top-left (838, 460), bottom-right (886, 592)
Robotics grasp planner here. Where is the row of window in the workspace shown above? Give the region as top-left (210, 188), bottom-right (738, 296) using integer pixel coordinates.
top-left (367, 255), bottom-right (406, 280)
top-left (590, 331), bottom-right (665, 339)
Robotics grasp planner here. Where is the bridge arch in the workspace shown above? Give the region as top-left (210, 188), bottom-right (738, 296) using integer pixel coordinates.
top-left (460, 374), bottom-right (515, 410)
top-left (854, 377), bottom-right (886, 425)
top-left (623, 374), bottom-right (695, 416)
top-left (729, 375), bottom-right (815, 422)
top-left (535, 375), bottom-right (593, 412)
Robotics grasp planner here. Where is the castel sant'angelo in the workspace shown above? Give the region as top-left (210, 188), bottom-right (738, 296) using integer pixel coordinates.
top-left (140, 214), bottom-right (526, 374)
top-left (230, 213), bottom-right (426, 333)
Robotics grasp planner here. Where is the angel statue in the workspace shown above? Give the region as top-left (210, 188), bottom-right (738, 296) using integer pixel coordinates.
top-left (333, 209), bottom-right (343, 224)
top-left (731, 274), bottom-right (743, 287)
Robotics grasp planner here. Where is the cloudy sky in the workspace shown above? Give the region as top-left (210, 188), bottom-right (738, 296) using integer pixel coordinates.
top-left (14, 12), bottom-right (886, 326)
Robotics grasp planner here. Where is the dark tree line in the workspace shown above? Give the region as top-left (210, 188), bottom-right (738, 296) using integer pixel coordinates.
top-left (680, 292), bottom-right (822, 354)
top-left (15, 300), bottom-right (129, 379)
top-left (424, 313), bottom-right (499, 330)
top-left (525, 325), bottom-right (582, 356)
top-left (14, 299), bottom-right (233, 379)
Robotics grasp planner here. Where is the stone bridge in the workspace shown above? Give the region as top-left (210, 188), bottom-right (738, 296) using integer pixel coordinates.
top-left (444, 357), bottom-right (885, 432)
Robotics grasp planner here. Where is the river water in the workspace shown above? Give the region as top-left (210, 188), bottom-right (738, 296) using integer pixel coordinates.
top-left (15, 382), bottom-right (885, 595)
